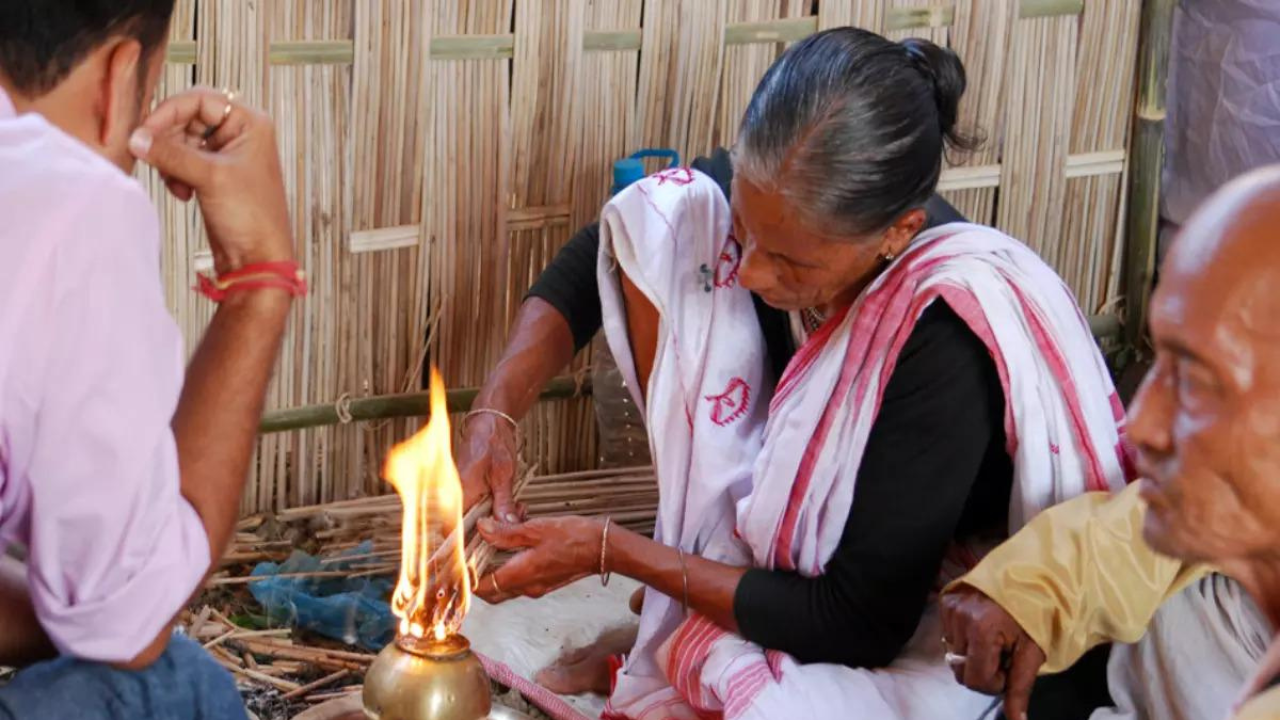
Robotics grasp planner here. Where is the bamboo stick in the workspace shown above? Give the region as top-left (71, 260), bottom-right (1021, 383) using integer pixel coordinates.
top-left (723, 17), bottom-right (816, 45)
top-left (281, 669), bottom-right (352, 701)
top-left (885, 5), bottom-right (956, 32)
top-left (270, 40), bottom-right (352, 64)
top-left (216, 658), bottom-right (303, 692)
top-left (204, 628), bottom-right (238, 650)
top-left (240, 639), bottom-right (377, 664)
top-left (1019, 0), bottom-right (1084, 19)
top-left (188, 605), bottom-right (214, 641)
top-left (207, 571), bottom-right (359, 586)
top-left (205, 628), bottom-right (292, 650)
top-left (259, 375), bottom-right (591, 434)
top-left (318, 549), bottom-right (402, 565)
top-left (177, 16), bottom-right (1054, 68)
top-left (211, 646), bottom-right (245, 668)
top-left (306, 686), bottom-right (363, 703)
top-left (430, 34), bottom-right (515, 60)
top-left (256, 301), bottom-right (1118, 439)
top-left (1124, 0), bottom-right (1175, 349)
top-left (583, 29), bottom-right (644, 52)
top-left (232, 641), bottom-right (374, 672)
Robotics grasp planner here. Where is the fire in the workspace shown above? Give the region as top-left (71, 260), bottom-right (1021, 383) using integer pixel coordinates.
top-left (384, 368), bottom-right (470, 642)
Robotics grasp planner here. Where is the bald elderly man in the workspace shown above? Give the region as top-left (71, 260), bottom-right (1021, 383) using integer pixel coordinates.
top-left (939, 165), bottom-right (1280, 720)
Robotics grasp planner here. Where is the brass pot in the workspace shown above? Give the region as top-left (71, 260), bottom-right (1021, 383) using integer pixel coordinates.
top-left (363, 635), bottom-right (493, 720)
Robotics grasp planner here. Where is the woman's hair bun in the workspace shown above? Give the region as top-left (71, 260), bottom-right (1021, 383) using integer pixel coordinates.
top-left (901, 38), bottom-right (979, 152)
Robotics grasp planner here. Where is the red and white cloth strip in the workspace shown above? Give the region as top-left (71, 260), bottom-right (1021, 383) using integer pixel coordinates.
top-left (476, 651), bottom-right (592, 720)
top-left (595, 168), bottom-right (1133, 720)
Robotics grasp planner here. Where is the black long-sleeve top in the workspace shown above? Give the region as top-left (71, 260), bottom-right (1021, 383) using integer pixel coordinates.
top-left (529, 149), bottom-right (1012, 668)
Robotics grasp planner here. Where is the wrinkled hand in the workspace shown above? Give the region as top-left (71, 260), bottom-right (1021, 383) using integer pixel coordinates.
top-left (474, 516), bottom-right (603, 603)
top-left (458, 414), bottom-right (522, 523)
top-left (129, 86), bottom-right (293, 274)
top-left (939, 587), bottom-right (1045, 720)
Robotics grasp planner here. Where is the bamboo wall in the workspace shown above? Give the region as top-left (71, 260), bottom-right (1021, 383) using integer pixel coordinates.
top-left (142, 0), bottom-right (1143, 515)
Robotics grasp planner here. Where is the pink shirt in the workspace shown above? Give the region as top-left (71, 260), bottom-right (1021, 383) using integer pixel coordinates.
top-left (0, 88), bottom-right (208, 662)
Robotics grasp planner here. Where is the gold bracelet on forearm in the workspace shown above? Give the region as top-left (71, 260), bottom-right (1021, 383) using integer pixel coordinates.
top-left (600, 517), bottom-right (613, 587)
top-left (677, 548), bottom-right (689, 616)
top-left (464, 407), bottom-right (519, 432)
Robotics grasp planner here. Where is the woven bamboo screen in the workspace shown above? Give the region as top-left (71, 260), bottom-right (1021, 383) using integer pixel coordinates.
top-left (142, 0), bottom-right (1142, 515)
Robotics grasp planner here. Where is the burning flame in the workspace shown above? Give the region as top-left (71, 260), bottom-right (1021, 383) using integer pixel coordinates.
top-left (384, 368), bottom-right (470, 642)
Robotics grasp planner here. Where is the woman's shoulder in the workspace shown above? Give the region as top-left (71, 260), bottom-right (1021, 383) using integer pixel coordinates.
top-left (691, 148), bottom-right (734, 200)
top-left (923, 194), bottom-right (966, 227)
top-left (906, 300), bottom-right (977, 350)
top-left (887, 299), bottom-right (998, 400)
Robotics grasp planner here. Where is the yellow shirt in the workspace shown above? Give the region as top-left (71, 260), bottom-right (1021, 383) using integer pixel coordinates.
top-left (951, 483), bottom-right (1208, 672)
top-left (1238, 688), bottom-right (1280, 720)
top-left (947, 483), bottom-right (1280, 719)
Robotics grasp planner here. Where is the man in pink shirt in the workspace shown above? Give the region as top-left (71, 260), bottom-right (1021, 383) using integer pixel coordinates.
top-left (1, 2), bottom-right (299, 716)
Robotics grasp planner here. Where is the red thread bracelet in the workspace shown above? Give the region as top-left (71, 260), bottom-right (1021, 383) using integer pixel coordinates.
top-left (196, 261), bottom-right (308, 302)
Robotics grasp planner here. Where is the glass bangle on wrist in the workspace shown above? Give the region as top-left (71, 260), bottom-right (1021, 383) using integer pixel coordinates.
top-left (464, 407), bottom-right (519, 433)
top-left (600, 516), bottom-right (613, 587)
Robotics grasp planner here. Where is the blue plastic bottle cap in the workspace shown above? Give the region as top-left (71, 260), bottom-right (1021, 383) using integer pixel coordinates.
top-left (613, 158), bottom-right (646, 194)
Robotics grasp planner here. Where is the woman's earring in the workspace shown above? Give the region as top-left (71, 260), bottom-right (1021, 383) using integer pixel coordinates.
top-left (881, 250), bottom-right (896, 262)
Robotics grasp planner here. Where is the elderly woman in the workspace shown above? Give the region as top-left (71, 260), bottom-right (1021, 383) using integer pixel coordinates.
top-left (467, 28), bottom-right (1131, 720)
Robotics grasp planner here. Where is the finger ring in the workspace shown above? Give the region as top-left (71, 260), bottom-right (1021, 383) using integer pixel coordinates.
top-left (490, 574), bottom-right (502, 595)
top-left (944, 651), bottom-right (967, 667)
top-left (201, 88), bottom-right (237, 144)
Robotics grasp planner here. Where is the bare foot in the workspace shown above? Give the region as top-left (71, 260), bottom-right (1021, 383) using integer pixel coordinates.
top-left (535, 624), bottom-right (639, 695)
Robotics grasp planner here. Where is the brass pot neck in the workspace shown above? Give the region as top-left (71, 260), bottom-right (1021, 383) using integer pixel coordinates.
top-left (396, 633), bottom-right (472, 660)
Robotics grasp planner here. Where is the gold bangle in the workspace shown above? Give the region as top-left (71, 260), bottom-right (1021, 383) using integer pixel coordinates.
top-left (464, 407), bottom-right (519, 433)
top-left (599, 517), bottom-right (613, 587)
top-left (677, 548), bottom-right (689, 616)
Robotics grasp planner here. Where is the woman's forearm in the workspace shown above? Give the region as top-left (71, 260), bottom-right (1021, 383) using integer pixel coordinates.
top-left (472, 297), bottom-right (576, 419)
top-left (608, 526), bottom-right (746, 633)
top-left (460, 297), bottom-right (578, 518)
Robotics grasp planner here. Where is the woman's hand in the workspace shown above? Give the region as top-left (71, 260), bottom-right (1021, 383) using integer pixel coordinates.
top-left (457, 413), bottom-right (522, 523)
top-left (474, 516), bottom-right (605, 603)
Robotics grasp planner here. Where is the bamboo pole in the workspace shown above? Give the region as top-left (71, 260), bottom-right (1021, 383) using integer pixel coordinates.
top-left (259, 375), bottom-right (591, 434)
top-left (1123, 0), bottom-right (1175, 350)
top-left (167, 2), bottom-right (1093, 65)
top-left (723, 17), bottom-right (816, 45)
top-left (256, 306), bottom-right (1112, 437)
top-left (257, 314), bottom-right (1117, 436)
top-left (280, 669), bottom-right (352, 701)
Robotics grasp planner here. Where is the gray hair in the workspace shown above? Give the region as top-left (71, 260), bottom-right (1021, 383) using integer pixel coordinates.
top-left (733, 28), bottom-right (977, 239)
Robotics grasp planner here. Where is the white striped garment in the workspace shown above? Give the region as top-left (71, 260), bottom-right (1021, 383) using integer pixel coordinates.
top-left (596, 168), bottom-right (1132, 720)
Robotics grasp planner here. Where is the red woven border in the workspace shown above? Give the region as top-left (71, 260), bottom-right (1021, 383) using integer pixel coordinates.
top-left (476, 651), bottom-right (593, 720)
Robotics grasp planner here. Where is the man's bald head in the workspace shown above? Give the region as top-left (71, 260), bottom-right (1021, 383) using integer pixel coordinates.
top-left (1130, 165), bottom-right (1280, 570)
top-left (1163, 167), bottom-right (1280, 363)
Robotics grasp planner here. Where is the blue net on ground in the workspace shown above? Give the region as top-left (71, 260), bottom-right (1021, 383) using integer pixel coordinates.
top-left (248, 541), bottom-right (396, 651)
